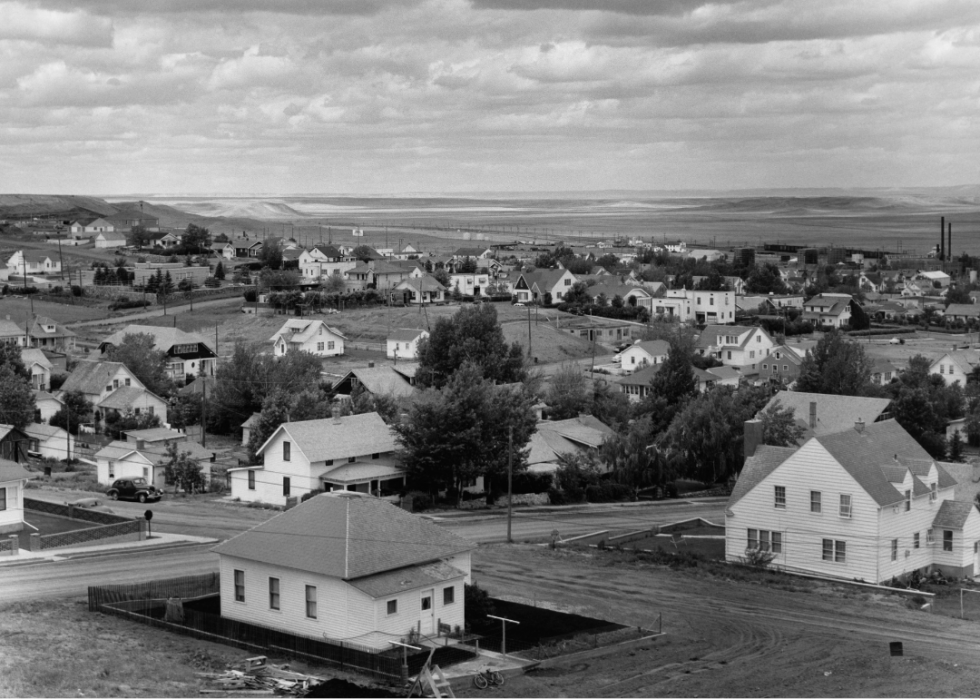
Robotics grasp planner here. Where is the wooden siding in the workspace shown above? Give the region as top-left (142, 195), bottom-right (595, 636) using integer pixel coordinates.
top-left (0, 479), bottom-right (25, 530)
top-left (727, 439), bottom-right (882, 582)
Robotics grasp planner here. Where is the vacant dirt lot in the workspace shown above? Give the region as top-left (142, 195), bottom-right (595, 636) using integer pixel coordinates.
top-left (7, 543), bottom-right (980, 697)
top-left (465, 545), bottom-right (980, 697)
top-left (861, 330), bottom-right (978, 366)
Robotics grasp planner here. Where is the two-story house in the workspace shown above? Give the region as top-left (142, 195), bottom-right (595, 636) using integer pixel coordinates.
top-left (212, 492), bottom-right (474, 649)
top-left (21, 348), bottom-right (52, 390)
top-left (28, 316), bottom-right (76, 351)
top-left (448, 273), bottom-right (491, 297)
top-left (99, 325), bottom-right (217, 383)
top-left (642, 289), bottom-right (735, 325)
top-left (802, 293), bottom-right (853, 328)
top-left (758, 345), bottom-right (804, 385)
top-left (929, 351), bottom-right (977, 387)
top-left (229, 411), bottom-right (403, 506)
top-left (512, 269), bottom-right (578, 304)
top-left (298, 244), bottom-right (356, 282)
top-left (269, 319), bottom-right (345, 358)
top-left (727, 418), bottom-right (980, 582)
top-left (59, 360), bottom-right (169, 426)
top-left (696, 325), bottom-right (776, 370)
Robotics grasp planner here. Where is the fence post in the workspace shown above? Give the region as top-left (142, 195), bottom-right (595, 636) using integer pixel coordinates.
top-left (8, 534), bottom-right (18, 555)
top-left (138, 519), bottom-right (147, 541)
top-left (29, 532), bottom-right (41, 552)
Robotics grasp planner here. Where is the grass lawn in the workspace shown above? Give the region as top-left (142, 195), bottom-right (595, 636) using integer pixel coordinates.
top-left (618, 534), bottom-right (726, 560)
top-left (0, 295), bottom-right (110, 324)
top-left (19, 511), bottom-right (99, 548)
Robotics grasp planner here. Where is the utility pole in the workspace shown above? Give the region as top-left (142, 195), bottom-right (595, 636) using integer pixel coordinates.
top-left (507, 424), bottom-right (513, 544)
top-left (201, 377), bottom-right (207, 448)
top-left (527, 305), bottom-right (532, 358)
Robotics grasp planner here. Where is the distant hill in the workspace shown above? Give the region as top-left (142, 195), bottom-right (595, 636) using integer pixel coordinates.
top-left (0, 194), bottom-right (118, 219)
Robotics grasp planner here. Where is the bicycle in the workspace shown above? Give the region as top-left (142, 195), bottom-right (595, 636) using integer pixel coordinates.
top-left (473, 667), bottom-right (505, 689)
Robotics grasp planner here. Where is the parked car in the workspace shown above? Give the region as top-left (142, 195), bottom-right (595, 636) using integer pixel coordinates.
top-left (513, 302), bottom-right (526, 307)
top-left (106, 478), bottom-right (162, 503)
top-left (69, 497), bottom-right (114, 514)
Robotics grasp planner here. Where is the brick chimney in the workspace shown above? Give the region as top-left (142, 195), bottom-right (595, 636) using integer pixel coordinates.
top-left (809, 401), bottom-right (817, 430)
top-left (855, 418), bottom-right (865, 434)
top-left (744, 419), bottom-right (763, 459)
top-left (331, 406), bottom-right (342, 424)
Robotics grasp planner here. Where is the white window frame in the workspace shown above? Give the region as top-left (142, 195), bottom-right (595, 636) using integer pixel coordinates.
top-left (774, 486), bottom-right (786, 509)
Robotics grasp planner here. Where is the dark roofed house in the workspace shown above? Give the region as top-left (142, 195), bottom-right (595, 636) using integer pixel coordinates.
top-left (759, 390), bottom-right (892, 441)
top-left (28, 316), bottom-right (76, 351)
top-left (726, 418), bottom-right (980, 582)
top-left (212, 492), bottom-right (475, 649)
top-left (99, 324), bottom-right (217, 383)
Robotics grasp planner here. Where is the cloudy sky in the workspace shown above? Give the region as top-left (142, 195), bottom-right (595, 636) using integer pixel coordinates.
top-left (1, 0), bottom-right (978, 195)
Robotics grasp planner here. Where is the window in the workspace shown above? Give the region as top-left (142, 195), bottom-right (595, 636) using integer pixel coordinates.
top-left (125, 378), bottom-right (131, 386)
top-left (306, 585), bottom-right (317, 618)
top-left (749, 350), bottom-right (755, 359)
top-left (283, 441), bottom-right (291, 461)
top-left (348, 456), bottom-right (356, 463)
top-left (913, 532), bottom-right (920, 548)
top-left (444, 586), bottom-right (455, 605)
top-left (317, 342), bottom-right (324, 352)
top-left (372, 453), bottom-right (380, 460)
top-left (810, 491), bottom-right (821, 513)
top-left (283, 477), bottom-right (291, 497)
top-left (269, 578), bottom-right (280, 610)
top-left (248, 470), bottom-right (255, 490)
top-left (0, 486), bottom-right (5, 511)
top-left (234, 570), bottom-right (245, 602)
top-left (387, 600), bottom-right (398, 615)
top-left (839, 494), bottom-right (852, 518)
top-left (328, 341), bottom-right (335, 350)
top-left (774, 486), bottom-right (786, 509)
top-left (927, 530), bottom-right (935, 545)
top-left (944, 530), bottom-right (953, 552)
top-left (108, 463), bottom-right (115, 479)
top-left (727, 350), bottom-right (732, 360)
top-left (905, 490), bottom-right (911, 512)
top-left (747, 529), bottom-right (781, 554)
top-left (930, 483), bottom-right (937, 501)
top-left (891, 539), bottom-right (898, 561)
top-left (822, 539), bottom-right (846, 562)
top-left (325, 459), bottom-right (334, 466)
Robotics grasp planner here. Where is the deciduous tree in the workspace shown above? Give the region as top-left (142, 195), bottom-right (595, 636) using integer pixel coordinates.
top-left (795, 330), bottom-right (873, 395)
top-left (106, 333), bottom-right (174, 397)
top-left (0, 365), bottom-right (36, 430)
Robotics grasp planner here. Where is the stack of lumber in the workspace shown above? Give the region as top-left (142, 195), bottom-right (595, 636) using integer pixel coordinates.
top-left (198, 657), bottom-right (324, 696)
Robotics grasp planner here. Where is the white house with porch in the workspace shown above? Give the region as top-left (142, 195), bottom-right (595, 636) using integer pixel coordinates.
top-left (269, 320), bottom-right (345, 358)
top-left (229, 412), bottom-right (404, 506)
top-left (212, 492), bottom-right (474, 650)
top-left (0, 459), bottom-right (31, 536)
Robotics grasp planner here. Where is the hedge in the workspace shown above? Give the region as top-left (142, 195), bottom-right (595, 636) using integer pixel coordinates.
top-left (846, 327), bottom-right (916, 337)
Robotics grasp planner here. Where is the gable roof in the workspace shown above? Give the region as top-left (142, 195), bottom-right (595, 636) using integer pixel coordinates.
top-left (930, 351), bottom-right (977, 375)
top-left (933, 499), bottom-right (976, 529)
top-left (943, 304), bottom-right (978, 317)
top-left (728, 445), bottom-right (797, 506)
top-left (615, 363), bottom-right (663, 387)
top-left (0, 319), bottom-right (24, 339)
top-left (30, 316), bottom-right (76, 340)
top-left (696, 325), bottom-right (770, 350)
top-left (21, 348), bottom-right (52, 371)
top-left (97, 386), bottom-right (163, 411)
top-left (816, 419), bottom-right (932, 507)
top-left (397, 275), bottom-right (446, 293)
top-left (95, 229), bottom-right (127, 241)
top-left (624, 340), bottom-right (670, 357)
top-left (760, 391), bottom-right (892, 438)
top-left (100, 325), bottom-right (213, 354)
top-left (269, 319), bottom-right (346, 345)
top-left (23, 423), bottom-right (66, 441)
top-left (60, 361), bottom-right (139, 396)
top-left (0, 457), bottom-right (32, 483)
top-left (257, 412), bottom-right (397, 462)
top-left (212, 492), bottom-right (474, 580)
top-left (521, 269), bottom-right (571, 292)
top-left (336, 366), bottom-right (415, 399)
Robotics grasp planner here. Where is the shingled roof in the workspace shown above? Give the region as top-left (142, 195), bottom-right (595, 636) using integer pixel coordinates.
top-left (100, 325), bottom-right (213, 354)
top-left (0, 457), bottom-right (32, 483)
top-left (212, 492), bottom-right (474, 580)
top-left (257, 412), bottom-right (398, 462)
top-left (728, 445), bottom-right (797, 506)
top-left (60, 361), bottom-right (140, 396)
top-left (932, 500), bottom-right (977, 529)
top-left (760, 391), bottom-right (892, 438)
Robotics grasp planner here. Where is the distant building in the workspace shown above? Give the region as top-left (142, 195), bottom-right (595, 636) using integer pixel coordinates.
top-left (387, 329), bottom-right (428, 360)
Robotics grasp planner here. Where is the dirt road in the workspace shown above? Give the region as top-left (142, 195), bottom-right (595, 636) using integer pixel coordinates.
top-left (466, 545), bottom-right (980, 697)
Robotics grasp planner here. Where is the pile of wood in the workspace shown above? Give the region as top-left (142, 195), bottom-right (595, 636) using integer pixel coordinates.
top-left (198, 656), bottom-right (324, 696)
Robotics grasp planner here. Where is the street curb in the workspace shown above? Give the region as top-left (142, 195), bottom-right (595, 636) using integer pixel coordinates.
top-left (424, 497), bottom-right (730, 522)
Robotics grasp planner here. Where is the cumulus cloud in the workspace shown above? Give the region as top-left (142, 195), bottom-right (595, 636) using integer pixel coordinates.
top-left (0, 0), bottom-right (978, 192)
top-left (0, 2), bottom-right (112, 46)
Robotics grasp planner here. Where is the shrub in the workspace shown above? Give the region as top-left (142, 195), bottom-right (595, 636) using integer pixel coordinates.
top-left (71, 285), bottom-right (84, 297)
top-left (741, 547), bottom-right (776, 568)
top-left (585, 482), bottom-right (633, 503)
top-left (244, 289), bottom-right (258, 302)
top-left (109, 297), bottom-right (151, 311)
top-left (464, 583), bottom-right (496, 630)
top-left (405, 490), bottom-right (433, 512)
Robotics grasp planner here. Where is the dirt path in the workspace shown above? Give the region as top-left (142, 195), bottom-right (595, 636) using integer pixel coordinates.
top-left (467, 545), bottom-right (980, 697)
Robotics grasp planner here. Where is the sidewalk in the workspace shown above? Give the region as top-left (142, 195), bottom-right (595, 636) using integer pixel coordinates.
top-left (423, 496), bottom-right (730, 522)
top-left (0, 532), bottom-right (218, 567)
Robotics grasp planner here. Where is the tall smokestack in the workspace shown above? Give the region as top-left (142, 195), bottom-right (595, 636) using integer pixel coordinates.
top-left (940, 216), bottom-right (945, 261)
top-left (948, 222), bottom-right (952, 262)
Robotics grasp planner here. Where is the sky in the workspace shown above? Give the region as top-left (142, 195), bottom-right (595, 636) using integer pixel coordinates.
top-left (1, 0), bottom-right (978, 195)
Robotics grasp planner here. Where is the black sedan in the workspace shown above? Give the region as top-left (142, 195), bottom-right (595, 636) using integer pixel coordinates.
top-left (106, 478), bottom-right (162, 503)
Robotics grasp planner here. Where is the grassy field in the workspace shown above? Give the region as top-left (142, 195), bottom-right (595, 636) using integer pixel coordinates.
top-left (0, 295), bottom-right (111, 325)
